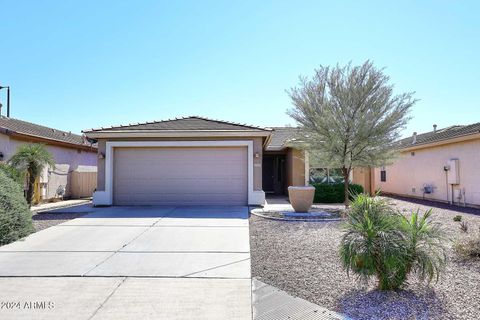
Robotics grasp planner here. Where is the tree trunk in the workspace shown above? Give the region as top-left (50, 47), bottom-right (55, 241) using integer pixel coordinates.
top-left (342, 167), bottom-right (350, 207)
top-left (26, 171), bottom-right (36, 207)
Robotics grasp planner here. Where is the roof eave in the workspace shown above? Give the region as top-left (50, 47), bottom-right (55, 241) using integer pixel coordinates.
top-left (2, 130), bottom-right (97, 151)
top-left (265, 146), bottom-right (287, 151)
top-left (401, 132), bottom-right (480, 151)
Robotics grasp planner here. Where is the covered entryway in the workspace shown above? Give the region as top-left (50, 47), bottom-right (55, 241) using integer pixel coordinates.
top-left (113, 147), bottom-right (248, 205)
top-left (262, 154), bottom-right (286, 195)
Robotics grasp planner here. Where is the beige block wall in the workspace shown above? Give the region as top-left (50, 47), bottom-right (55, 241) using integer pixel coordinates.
top-left (286, 148), bottom-right (306, 187)
top-left (95, 137), bottom-right (264, 192)
top-left (374, 138), bottom-right (480, 206)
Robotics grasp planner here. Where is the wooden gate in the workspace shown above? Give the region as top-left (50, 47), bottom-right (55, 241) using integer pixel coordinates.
top-left (70, 171), bottom-right (97, 198)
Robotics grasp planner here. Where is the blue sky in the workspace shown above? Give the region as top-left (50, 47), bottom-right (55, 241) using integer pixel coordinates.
top-left (1, 1), bottom-right (479, 137)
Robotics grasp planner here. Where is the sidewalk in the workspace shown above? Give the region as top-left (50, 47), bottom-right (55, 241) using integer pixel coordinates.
top-left (30, 199), bottom-right (92, 213)
top-left (253, 279), bottom-right (348, 320)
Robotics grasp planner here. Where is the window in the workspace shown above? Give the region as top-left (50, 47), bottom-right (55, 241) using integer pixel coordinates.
top-left (309, 168), bottom-right (347, 184)
top-left (380, 170), bottom-right (387, 182)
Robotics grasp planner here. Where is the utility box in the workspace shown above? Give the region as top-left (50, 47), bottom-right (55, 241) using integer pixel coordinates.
top-left (447, 159), bottom-right (460, 185)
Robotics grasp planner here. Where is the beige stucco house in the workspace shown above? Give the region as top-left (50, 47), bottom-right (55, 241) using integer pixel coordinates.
top-left (0, 116), bottom-right (98, 201)
top-left (373, 123), bottom-right (480, 207)
top-left (84, 116), bottom-right (309, 206)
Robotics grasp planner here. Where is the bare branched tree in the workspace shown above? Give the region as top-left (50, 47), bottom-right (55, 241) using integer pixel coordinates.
top-left (288, 61), bottom-right (416, 205)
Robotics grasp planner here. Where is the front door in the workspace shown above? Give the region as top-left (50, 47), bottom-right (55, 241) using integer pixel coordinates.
top-left (262, 155), bottom-right (286, 195)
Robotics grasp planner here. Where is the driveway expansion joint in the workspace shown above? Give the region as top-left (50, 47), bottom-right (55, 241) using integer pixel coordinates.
top-left (83, 222), bottom-right (158, 276)
top-left (87, 277), bottom-right (127, 320)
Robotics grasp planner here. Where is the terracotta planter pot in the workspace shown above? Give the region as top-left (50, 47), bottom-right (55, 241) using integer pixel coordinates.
top-left (288, 186), bottom-right (315, 213)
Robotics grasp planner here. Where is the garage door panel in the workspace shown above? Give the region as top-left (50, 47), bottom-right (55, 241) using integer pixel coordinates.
top-left (113, 147), bottom-right (248, 205)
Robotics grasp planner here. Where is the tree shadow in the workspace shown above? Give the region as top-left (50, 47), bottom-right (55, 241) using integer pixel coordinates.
top-left (338, 287), bottom-right (449, 320)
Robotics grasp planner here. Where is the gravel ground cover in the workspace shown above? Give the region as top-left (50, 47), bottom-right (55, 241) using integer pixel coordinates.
top-left (250, 197), bottom-right (480, 320)
top-left (32, 212), bottom-right (87, 231)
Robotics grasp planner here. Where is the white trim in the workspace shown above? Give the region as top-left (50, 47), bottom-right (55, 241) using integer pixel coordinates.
top-left (250, 190), bottom-right (266, 205)
top-left (304, 150), bottom-right (310, 186)
top-left (93, 140), bottom-right (263, 206)
top-left (93, 191), bottom-right (109, 205)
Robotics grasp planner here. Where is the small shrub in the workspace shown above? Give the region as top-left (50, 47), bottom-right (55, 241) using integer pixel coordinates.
top-left (455, 228), bottom-right (480, 259)
top-left (312, 183), bottom-right (364, 203)
top-left (460, 221), bottom-right (468, 233)
top-left (0, 169), bottom-right (34, 245)
top-left (340, 195), bottom-right (447, 290)
top-left (0, 163), bottom-right (24, 185)
top-left (453, 215), bottom-right (462, 222)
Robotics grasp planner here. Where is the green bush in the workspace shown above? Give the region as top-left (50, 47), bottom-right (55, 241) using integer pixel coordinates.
top-left (340, 194), bottom-right (447, 290)
top-left (0, 168), bottom-right (34, 246)
top-left (0, 163), bottom-right (24, 185)
top-left (312, 183), bottom-right (364, 203)
top-left (453, 215), bottom-right (462, 222)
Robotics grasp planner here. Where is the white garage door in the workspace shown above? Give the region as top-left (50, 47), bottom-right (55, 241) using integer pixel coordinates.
top-left (113, 147), bottom-right (248, 205)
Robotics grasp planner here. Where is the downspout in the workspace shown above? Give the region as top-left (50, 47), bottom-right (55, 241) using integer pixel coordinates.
top-left (445, 170), bottom-right (449, 204)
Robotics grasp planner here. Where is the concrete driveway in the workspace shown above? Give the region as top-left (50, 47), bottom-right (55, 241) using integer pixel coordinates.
top-left (0, 206), bottom-right (251, 320)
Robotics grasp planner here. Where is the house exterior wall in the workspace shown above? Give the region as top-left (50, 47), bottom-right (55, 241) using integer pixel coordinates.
top-left (0, 133), bottom-right (97, 199)
top-left (95, 136), bottom-right (264, 192)
top-left (352, 167), bottom-right (373, 195)
top-left (286, 148), bottom-right (307, 187)
top-left (373, 138), bottom-right (480, 206)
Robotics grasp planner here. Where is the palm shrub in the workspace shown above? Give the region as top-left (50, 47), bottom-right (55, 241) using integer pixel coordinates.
top-left (340, 194), bottom-right (407, 290)
top-left (0, 168), bottom-right (34, 245)
top-left (9, 144), bottom-right (54, 206)
top-left (340, 195), bottom-right (447, 290)
top-left (399, 209), bottom-right (447, 284)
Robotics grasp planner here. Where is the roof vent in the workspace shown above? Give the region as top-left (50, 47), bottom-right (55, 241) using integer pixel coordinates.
top-left (412, 132), bottom-right (417, 144)
top-left (433, 124), bottom-right (437, 133)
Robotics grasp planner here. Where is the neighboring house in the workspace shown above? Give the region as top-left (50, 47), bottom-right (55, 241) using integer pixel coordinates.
top-left (84, 116), bottom-right (313, 206)
top-left (0, 116), bottom-right (98, 202)
top-left (373, 123), bottom-right (480, 207)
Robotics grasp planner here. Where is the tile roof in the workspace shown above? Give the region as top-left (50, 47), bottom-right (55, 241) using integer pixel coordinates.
top-left (84, 116), bottom-right (271, 132)
top-left (0, 116), bottom-right (95, 149)
top-left (266, 127), bottom-right (299, 150)
top-left (398, 122), bottom-right (480, 149)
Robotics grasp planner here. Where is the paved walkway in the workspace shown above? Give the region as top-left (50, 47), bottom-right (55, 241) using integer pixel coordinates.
top-left (0, 206), bottom-right (252, 320)
top-left (30, 199), bottom-right (92, 213)
top-left (253, 279), bottom-right (348, 320)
